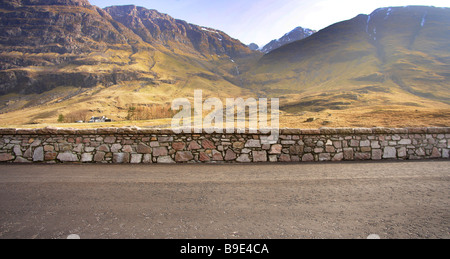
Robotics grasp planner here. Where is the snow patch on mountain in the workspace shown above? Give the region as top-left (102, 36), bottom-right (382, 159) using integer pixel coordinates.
top-left (385, 8), bottom-right (392, 20)
top-left (421, 12), bottom-right (427, 27)
top-left (261, 26), bottom-right (316, 53)
top-left (201, 27), bottom-right (220, 35)
top-left (366, 15), bottom-right (372, 33)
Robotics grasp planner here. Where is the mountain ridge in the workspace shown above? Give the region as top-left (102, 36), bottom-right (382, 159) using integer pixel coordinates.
top-left (253, 6), bottom-right (449, 96)
top-left (0, 0), bottom-right (258, 96)
top-left (241, 5), bottom-right (450, 119)
top-left (0, 2), bottom-right (448, 127)
top-left (261, 26), bottom-right (316, 53)
top-left (104, 5), bottom-right (253, 59)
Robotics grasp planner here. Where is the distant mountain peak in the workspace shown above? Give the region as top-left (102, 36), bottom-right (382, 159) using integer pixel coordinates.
top-left (284, 26), bottom-right (315, 36)
top-left (261, 26), bottom-right (316, 53)
top-left (248, 43), bottom-right (260, 51)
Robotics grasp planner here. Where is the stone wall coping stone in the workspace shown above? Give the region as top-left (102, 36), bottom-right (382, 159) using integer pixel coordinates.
top-left (300, 129), bottom-right (321, 135)
top-left (405, 127), bottom-right (428, 134)
top-left (97, 128), bottom-right (117, 134)
top-left (0, 128), bottom-right (16, 134)
top-left (0, 127), bottom-right (449, 136)
top-left (15, 128), bottom-right (37, 135)
top-left (76, 129), bottom-right (97, 135)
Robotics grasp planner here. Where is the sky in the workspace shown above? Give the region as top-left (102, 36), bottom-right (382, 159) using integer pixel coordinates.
top-left (89, 0), bottom-right (450, 47)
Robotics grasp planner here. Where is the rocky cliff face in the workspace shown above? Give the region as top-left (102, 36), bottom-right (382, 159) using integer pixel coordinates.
top-left (104, 5), bottom-right (253, 58)
top-left (0, 0), bottom-right (134, 59)
top-left (0, 0), bottom-right (255, 95)
top-left (0, 0), bottom-right (149, 94)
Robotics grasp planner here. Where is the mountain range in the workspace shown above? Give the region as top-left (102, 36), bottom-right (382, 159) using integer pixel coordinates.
top-left (247, 26), bottom-right (316, 53)
top-left (0, 0), bottom-right (449, 128)
top-left (0, 0), bottom-right (254, 95)
top-left (246, 6), bottom-right (450, 111)
top-left (259, 27), bottom-right (316, 53)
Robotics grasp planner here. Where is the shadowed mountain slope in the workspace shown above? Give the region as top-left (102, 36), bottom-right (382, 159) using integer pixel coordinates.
top-left (247, 6), bottom-right (450, 107)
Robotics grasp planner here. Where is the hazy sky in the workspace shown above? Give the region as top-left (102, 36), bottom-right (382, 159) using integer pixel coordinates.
top-left (89, 0), bottom-right (450, 47)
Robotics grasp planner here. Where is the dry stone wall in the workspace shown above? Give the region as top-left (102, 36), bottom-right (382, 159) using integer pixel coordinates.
top-left (0, 127), bottom-right (449, 164)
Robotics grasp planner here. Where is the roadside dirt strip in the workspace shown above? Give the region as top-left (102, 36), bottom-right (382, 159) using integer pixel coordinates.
top-left (0, 161), bottom-right (449, 239)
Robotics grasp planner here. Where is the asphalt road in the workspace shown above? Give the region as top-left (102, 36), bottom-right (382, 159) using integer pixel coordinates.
top-left (0, 161), bottom-right (449, 239)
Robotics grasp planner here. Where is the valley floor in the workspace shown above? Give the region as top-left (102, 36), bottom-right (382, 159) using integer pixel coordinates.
top-left (1, 107), bottom-right (448, 129)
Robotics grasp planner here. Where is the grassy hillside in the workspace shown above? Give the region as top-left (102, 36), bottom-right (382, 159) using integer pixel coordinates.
top-left (239, 6), bottom-right (450, 127)
top-left (0, 4), bottom-right (449, 128)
